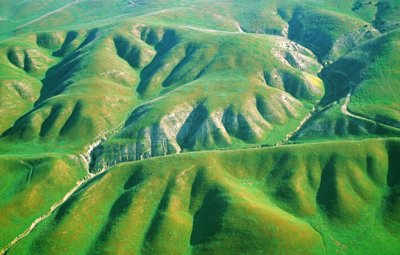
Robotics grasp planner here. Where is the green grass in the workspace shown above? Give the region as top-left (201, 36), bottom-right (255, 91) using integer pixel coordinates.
top-left (0, 35), bottom-right (56, 134)
top-left (7, 138), bottom-right (400, 254)
top-left (0, 154), bottom-right (85, 248)
top-left (287, 5), bottom-right (376, 62)
top-left (292, 103), bottom-right (400, 143)
top-left (0, 28), bottom-right (141, 153)
top-left (0, 1), bottom-right (399, 254)
top-left (0, 20), bottom-right (324, 166)
top-left (319, 28), bottom-right (400, 129)
top-left (349, 30), bottom-right (400, 127)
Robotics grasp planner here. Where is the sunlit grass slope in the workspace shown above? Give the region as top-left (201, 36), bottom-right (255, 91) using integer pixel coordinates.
top-left (0, 28), bottom-right (141, 153)
top-left (0, 154), bottom-right (85, 248)
top-left (8, 138), bottom-right (400, 255)
top-left (1, 0), bottom-right (399, 156)
top-left (89, 22), bottom-right (324, 170)
top-left (318, 29), bottom-right (400, 130)
top-left (349, 30), bottom-right (400, 127)
top-left (0, 1), bottom-right (399, 254)
top-left (0, 19), bottom-right (324, 161)
top-left (292, 103), bottom-right (400, 143)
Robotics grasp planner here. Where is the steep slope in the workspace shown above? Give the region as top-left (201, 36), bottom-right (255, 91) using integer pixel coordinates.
top-left (7, 138), bottom-right (400, 255)
top-left (89, 24), bottom-right (324, 171)
top-left (293, 29), bottom-right (400, 143)
top-left (285, 5), bottom-right (378, 63)
top-left (1, 0), bottom-right (398, 154)
top-left (0, 20), bottom-right (324, 163)
top-left (0, 28), bottom-right (141, 152)
top-left (0, 1), bottom-right (399, 254)
top-left (292, 103), bottom-right (400, 143)
top-left (0, 35), bottom-right (57, 134)
top-left (347, 30), bottom-right (400, 127)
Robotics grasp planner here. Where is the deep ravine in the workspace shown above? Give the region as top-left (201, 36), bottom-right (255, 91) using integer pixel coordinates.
top-left (276, 106), bottom-right (317, 145)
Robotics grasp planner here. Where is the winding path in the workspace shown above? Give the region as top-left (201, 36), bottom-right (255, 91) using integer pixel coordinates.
top-left (0, 167), bottom-right (107, 254)
top-left (340, 91), bottom-right (369, 122)
top-left (180, 25), bottom-right (244, 34)
top-left (341, 91), bottom-right (400, 130)
top-left (0, 129), bottom-right (120, 255)
top-left (20, 160), bottom-right (34, 186)
top-left (15, 0), bottom-right (83, 30)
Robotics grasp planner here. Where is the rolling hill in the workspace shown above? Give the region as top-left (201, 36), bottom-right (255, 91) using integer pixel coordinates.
top-left (0, 0), bottom-right (399, 254)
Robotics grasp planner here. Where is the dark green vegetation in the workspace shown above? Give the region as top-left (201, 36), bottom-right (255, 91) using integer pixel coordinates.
top-left (0, 0), bottom-right (399, 254)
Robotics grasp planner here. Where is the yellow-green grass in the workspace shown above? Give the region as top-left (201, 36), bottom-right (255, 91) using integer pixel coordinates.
top-left (0, 34), bottom-right (58, 134)
top-left (0, 2), bottom-right (399, 254)
top-left (0, 155), bottom-right (85, 248)
top-left (292, 104), bottom-right (400, 143)
top-left (349, 30), bottom-right (400, 127)
top-left (7, 138), bottom-right (400, 254)
top-left (321, 29), bottom-right (400, 129)
top-left (0, 21), bottom-right (323, 159)
top-left (1, 0), bottom-right (393, 41)
top-left (73, 23), bottom-right (324, 169)
top-left (0, 28), bottom-right (142, 153)
top-left (1, 0), bottom-right (398, 156)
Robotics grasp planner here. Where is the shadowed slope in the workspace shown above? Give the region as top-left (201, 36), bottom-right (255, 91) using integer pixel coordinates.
top-left (7, 138), bottom-right (400, 254)
top-left (87, 24), bottom-right (324, 171)
top-left (0, 22), bottom-right (324, 160)
top-left (0, 28), bottom-right (141, 152)
top-left (0, 2), bottom-right (399, 254)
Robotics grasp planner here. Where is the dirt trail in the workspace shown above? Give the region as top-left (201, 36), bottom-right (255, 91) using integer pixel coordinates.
top-left (233, 20), bottom-right (245, 33)
top-left (276, 106), bottom-right (317, 145)
top-left (20, 160), bottom-right (34, 186)
top-left (340, 91), bottom-right (370, 121)
top-left (341, 90), bottom-right (400, 131)
top-left (0, 166), bottom-right (108, 254)
top-left (181, 25), bottom-right (242, 34)
top-left (0, 123), bottom-right (124, 254)
top-left (15, 0), bottom-right (82, 30)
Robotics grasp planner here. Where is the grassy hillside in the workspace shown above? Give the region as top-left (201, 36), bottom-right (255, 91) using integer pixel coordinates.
top-left (0, 0), bottom-right (399, 254)
top-left (349, 30), bottom-right (400, 127)
top-left (292, 103), bottom-right (400, 143)
top-left (0, 18), bottom-right (324, 162)
top-left (1, 0), bottom-right (398, 155)
top-left (0, 154), bottom-right (85, 248)
top-left (6, 138), bottom-right (400, 254)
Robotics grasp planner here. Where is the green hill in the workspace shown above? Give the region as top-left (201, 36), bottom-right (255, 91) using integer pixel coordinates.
top-left (7, 138), bottom-right (400, 255)
top-left (0, 0), bottom-right (399, 254)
